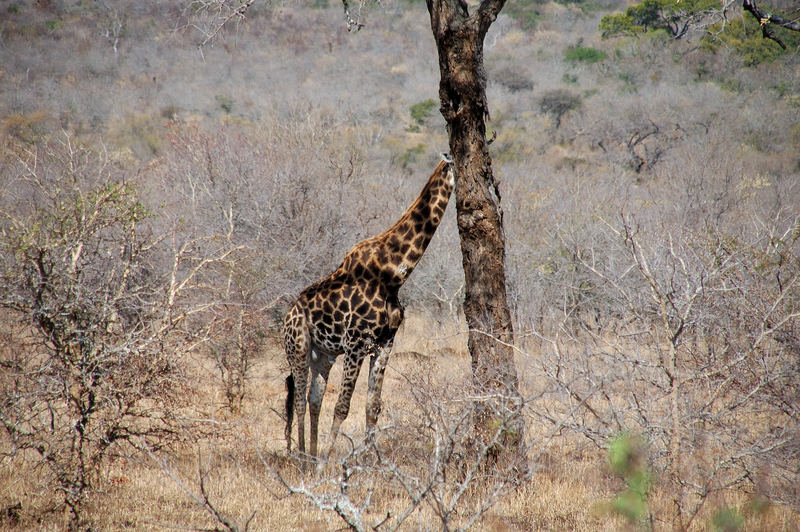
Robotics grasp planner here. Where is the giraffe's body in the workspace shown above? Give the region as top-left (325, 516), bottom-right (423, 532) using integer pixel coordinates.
top-left (284, 157), bottom-right (455, 459)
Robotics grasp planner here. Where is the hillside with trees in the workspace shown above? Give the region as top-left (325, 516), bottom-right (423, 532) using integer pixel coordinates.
top-left (0, 0), bottom-right (798, 529)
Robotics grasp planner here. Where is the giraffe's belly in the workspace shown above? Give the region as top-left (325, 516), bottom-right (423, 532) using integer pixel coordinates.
top-left (309, 332), bottom-right (343, 359)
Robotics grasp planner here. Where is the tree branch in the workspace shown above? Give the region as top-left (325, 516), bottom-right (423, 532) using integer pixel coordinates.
top-left (341, 0), bottom-right (366, 32)
top-left (742, 0), bottom-right (800, 49)
top-left (476, 0), bottom-right (508, 36)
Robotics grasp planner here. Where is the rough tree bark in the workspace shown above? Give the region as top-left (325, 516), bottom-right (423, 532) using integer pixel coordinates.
top-left (426, 0), bottom-right (524, 461)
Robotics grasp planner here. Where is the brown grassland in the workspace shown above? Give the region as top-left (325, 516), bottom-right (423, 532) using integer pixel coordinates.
top-left (1, 312), bottom-right (798, 530)
top-left (1, 0), bottom-right (799, 530)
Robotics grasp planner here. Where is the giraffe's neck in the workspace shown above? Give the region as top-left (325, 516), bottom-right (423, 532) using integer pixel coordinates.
top-left (339, 160), bottom-right (454, 289)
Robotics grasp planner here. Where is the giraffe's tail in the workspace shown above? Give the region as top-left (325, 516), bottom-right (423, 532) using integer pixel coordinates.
top-left (284, 373), bottom-right (295, 452)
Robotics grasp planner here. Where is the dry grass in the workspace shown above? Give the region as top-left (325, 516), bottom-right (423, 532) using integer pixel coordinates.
top-left (1, 311), bottom-right (798, 531)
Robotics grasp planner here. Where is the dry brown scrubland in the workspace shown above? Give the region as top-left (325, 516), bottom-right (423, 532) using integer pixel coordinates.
top-left (0, 314), bottom-right (641, 530)
top-left (1, 0), bottom-right (799, 530)
top-left (1, 312), bottom-right (797, 530)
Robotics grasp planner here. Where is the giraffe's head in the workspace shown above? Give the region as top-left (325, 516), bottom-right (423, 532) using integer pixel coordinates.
top-left (440, 152), bottom-right (455, 188)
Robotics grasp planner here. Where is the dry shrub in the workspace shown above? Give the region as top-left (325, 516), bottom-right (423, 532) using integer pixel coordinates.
top-left (1, 112), bottom-right (52, 146)
top-left (511, 163), bottom-right (800, 528)
top-left (224, 350), bottom-right (530, 532)
top-left (153, 116), bottom-right (388, 414)
top-left (0, 134), bottom-right (234, 529)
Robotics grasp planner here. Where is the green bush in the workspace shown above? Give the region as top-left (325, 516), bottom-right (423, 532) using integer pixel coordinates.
top-left (504, 0), bottom-right (546, 30)
top-left (607, 433), bottom-right (652, 527)
top-left (409, 98), bottom-right (436, 125)
top-left (216, 94), bottom-right (234, 114)
top-left (398, 143), bottom-right (426, 168)
top-left (555, 0), bottom-right (603, 15)
top-left (564, 44), bottom-right (607, 64)
top-left (408, 99), bottom-right (437, 131)
top-left (599, 13), bottom-right (642, 38)
top-left (599, 0), bottom-right (718, 39)
top-left (712, 507), bottom-right (745, 532)
top-left (618, 70), bottom-right (639, 93)
top-left (45, 19), bottom-right (63, 32)
top-left (600, 0), bottom-right (797, 65)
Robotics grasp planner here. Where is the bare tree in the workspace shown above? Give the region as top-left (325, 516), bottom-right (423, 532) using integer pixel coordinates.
top-left (0, 134), bottom-right (236, 528)
top-left (425, 0), bottom-right (524, 465)
top-left (163, 123), bottom-right (271, 414)
top-left (161, 120), bottom-right (374, 413)
top-left (526, 197), bottom-right (800, 528)
top-left (180, 0), bottom-right (257, 48)
top-left (142, 443), bottom-right (256, 532)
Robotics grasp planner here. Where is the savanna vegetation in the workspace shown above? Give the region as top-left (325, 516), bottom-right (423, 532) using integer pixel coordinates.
top-left (0, 0), bottom-right (798, 530)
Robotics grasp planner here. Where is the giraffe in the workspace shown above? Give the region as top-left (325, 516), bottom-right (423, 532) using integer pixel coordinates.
top-left (283, 155), bottom-right (455, 460)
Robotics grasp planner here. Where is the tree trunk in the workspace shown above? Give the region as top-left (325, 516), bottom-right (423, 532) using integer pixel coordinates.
top-left (426, 0), bottom-right (524, 462)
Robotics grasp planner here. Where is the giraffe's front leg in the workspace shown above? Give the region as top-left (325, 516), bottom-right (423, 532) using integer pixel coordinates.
top-left (365, 302), bottom-right (400, 437)
top-left (308, 354), bottom-right (333, 459)
top-left (326, 348), bottom-right (367, 460)
top-left (366, 343), bottom-right (391, 434)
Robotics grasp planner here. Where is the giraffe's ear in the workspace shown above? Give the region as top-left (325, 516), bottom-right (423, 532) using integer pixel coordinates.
top-left (440, 153), bottom-right (453, 164)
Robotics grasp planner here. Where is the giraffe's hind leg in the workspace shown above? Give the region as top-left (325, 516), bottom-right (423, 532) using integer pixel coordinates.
top-left (284, 307), bottom-right (311, 456)
top-left (289, 367), bottom-right (309, 456)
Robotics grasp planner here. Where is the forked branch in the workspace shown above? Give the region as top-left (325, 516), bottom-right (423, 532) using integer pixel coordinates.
top-left (742, 0), bottom-right (800, 49)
